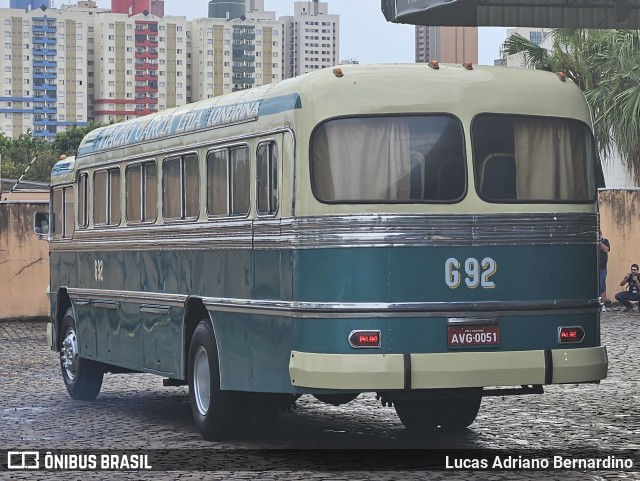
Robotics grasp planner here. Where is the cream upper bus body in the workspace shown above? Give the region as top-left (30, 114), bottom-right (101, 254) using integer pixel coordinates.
top-left (71, 64), bottom-right (595, 218)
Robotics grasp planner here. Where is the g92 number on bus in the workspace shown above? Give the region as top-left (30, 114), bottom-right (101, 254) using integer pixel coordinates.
top-left (445, 257), bottom-right (497, 289)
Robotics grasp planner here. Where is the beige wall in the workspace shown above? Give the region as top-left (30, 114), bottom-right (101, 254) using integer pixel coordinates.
top-left (0, 202), bottom-right (49, 320)
top-left (599, 190), bottom-right (640, 302)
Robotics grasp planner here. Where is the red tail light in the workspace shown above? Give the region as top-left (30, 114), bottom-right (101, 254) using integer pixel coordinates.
top-left (558, 326), bottom-right (585, 344)
top-left (349, 330), bottom-right (381, 348)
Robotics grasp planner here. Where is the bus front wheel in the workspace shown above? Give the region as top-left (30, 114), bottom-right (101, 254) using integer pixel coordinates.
top-left (394, 395), bottom-right (482, 431)
top-left (59, 308), bottom-right (104, 401)
top-left (188, 319), bottom-right (245, 440)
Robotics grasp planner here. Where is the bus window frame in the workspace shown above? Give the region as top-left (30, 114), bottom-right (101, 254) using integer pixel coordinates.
top-left (77, 172), bottom-right (88, 229)
top-left (162, 150), bottom-right (200, 223)
top-left (308, 113), bottom-right (468, 205)
top-left (256, 139), bottom-right (279, 218)
top-left (470, 112), bottom-right (598, 205)
top-left (93, 166), bottom-right (122, 228)
top-left (125, 158), bottom-right (159, 226)
top-left (205, 143), bottom-right (251, 220)
top-left (52, 184), bottom-right (75, 240)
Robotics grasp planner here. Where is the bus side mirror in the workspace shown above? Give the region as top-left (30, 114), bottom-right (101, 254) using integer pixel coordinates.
top-left (34, 211), bottom-right (49, 238)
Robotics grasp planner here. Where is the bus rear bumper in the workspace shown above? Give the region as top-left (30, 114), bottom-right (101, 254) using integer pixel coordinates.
top-left (288, 347), bottom-right (608, 390)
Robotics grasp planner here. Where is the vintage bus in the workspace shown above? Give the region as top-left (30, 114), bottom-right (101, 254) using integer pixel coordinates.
top-left (40, 64), bottom-right (608, 440)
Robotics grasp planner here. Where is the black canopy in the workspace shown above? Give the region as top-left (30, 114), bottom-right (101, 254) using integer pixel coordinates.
top-left (381, 0), bottom-right (640, 28)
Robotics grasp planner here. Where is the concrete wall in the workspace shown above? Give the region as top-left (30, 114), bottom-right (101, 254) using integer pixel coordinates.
top-left (0, 202), bottom-right (49, 320)
top-left (598, 189), bottom-right (640, 302)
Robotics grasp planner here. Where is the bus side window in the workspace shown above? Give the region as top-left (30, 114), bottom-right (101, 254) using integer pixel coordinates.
top-left (163, 153), bottom-right (199, 221)
top-left (93, 168), bottom-right (121, 226)
top-left (52, 186), bottom-right (75, 239)
top-left (78, 172), bottom-right (88, 229)
top-left (126, 160), bottom-right (157, 224)
top-left (206, 146), bottom-right (250, 217)
top-left (257, 141), bottom-right (278, 216)
top-left (64, 186), bottom-right (75, 238)
top-left (52, 188), bottom-right (63, 240)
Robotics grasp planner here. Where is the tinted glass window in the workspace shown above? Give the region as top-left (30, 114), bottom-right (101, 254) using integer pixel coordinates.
top-left (126, 161), bottom-right (157, 224)
top-left (472, 115), bottom-right (595, 202)
top-left (257, 141), bottom-right (278, 215)
top-left (311, 116), bottom-right (465, 203)
top-left (163, 154), bottom-right (199, 220)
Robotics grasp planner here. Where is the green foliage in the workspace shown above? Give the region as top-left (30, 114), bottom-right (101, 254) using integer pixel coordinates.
top-left (0, 122), bottom-right (106, 182)
top-left (502, 29), bottom-right (640, 183)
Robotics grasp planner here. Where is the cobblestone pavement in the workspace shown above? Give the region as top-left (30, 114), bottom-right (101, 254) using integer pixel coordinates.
top-left (0, 310), bottom-right (638, 480)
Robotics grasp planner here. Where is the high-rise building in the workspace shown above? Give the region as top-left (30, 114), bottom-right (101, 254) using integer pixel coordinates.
top-left (9, 0), bottom-right (52, 12)
top-left (208, 0), bottom-right (245, 20)
top-left (415, 26), bottom-right (478, 64)
top-left (91, 11), bottom-right (188, 123)
top-left (0, 0), bottom-right (339, 139)
top-left (281, 1), bottom-right (339, 78)
top-left (0, 7), bottom-right (90, 140)
top-left (190, 15), bottom-right (281, 99)
top-left (111, 0), bottom-right (164, 17)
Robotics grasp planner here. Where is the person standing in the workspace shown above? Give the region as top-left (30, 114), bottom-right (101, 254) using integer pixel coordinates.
top-left (615, 264), bottom-right (640, 312)
top-left (599, 230), bottom-right (610, 309)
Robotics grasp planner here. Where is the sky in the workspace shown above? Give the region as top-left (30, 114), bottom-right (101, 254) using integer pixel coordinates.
top-left (0, 0), bottom-right (507, 65)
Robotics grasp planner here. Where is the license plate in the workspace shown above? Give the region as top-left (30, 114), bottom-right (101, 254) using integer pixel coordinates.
top-left (448, 325), bottom-right (500, 347)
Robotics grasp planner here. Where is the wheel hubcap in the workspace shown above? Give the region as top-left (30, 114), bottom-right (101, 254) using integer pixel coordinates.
top-left (193, 346), bottom-right (211, 416)
top-left (61, 327), bottom-right (79, 381)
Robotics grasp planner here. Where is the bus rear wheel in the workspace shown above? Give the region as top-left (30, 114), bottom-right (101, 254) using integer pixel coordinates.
top-left (188, 319), bottom-right (246, 440)
top-left (394, 395), bottom-right (482, 431)
top-left (59, 308), bottom-right (104, 401)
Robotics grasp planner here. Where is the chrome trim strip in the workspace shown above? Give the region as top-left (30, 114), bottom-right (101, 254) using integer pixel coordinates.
top-left (271, 213), bottom-right (598, 249)
top-left (92, 301), bottom-right (120, 310)
top-left (74, 299), bottom-right (91, 306)
top-left (447, 317), bottom-right (498, 326)
top-left (65, 288), bottom-right (599, 318)
top-left (140, 305), bottom-right (171, 315)
top-left (50, 213), bottom-right (597, 252)
top-left (68, 288), bottom-right (187, 308)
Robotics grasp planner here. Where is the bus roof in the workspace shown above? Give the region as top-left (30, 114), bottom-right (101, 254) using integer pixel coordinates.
top-left (75, 64), bottom-right (590, 165)
top-left (50, 155), bottom-right (76, 184)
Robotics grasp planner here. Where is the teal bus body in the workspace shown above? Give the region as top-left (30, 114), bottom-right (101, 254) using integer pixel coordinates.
top-left (45, 64), bottom-right (607, 437)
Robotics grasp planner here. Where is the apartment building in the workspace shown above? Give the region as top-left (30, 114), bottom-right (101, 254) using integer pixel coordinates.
top-left (91, 12), bottom-right (188, 123)
top-left (415, 26), bottom-right (478, 64)
top-left (281, 1), bottom-right (339, 78)
top-left (190, 16), bottom-right (281, 99)
top-left (0, 0), bottom-right (339, 139)
top-left (0, 7), bottom-right (90, 140)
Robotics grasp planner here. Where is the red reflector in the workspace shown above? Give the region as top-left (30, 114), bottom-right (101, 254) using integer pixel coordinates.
top-left (559, 326), bottom-right (585, 344)
top-left (348, 330), bottom-right (381, 348)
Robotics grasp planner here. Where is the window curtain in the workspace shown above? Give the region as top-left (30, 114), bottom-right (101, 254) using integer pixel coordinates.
top-left (514, 119), bottom-right (587, 200)
top-left (313, 119), bottom-right (412, 201)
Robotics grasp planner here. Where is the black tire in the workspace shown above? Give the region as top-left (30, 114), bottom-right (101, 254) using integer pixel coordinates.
top-left (188, 319), bottom-right (246, 440)
top-left (394, 395), bottom-right (482, 431)
top-left (59, 308), bottom-right (104, 401)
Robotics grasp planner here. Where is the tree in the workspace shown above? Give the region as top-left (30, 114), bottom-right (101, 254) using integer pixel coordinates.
top-left (0, 130), bottom-right (51, 181)
top-left (53, 122), bottom-right (105, 157)
top-left (502, 29), bottom-right (640, 183)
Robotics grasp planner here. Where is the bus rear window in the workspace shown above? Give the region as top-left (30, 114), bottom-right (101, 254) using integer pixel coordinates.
top-left (472, 115), bottom-right (596, 203)
top-left (311, 115), bottom-right (466, 203)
